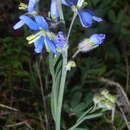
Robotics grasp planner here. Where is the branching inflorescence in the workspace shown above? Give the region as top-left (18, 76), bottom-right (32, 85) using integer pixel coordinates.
top-left (13, 0), bottom-right (105, 55)
top-left (13, 0), bottom-right (108, 130)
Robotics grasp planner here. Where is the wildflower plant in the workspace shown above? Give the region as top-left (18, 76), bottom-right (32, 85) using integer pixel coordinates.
top-left (13, 0), bottom-right (108, 129)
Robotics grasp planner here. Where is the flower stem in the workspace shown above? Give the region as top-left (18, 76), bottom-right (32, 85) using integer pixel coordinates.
top-left (67, 12), bottom-right (77, 41)
top-left (56, 47), bottom-right (68, 130)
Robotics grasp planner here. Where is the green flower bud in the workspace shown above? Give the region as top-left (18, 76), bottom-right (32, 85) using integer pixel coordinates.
top-left (97, 100), bottom-right (106, 109)
top-left (100, 89), bottom-right (109, 96)
top-left (108, 95), bottom-right (117, 103)
top-left (106, 94), bottom-right (117, 103)
top-left (105, 101), bottom-right (115, 110)
top-left (93, 94), bottom-right (104, 104)
top-left (18, 3), bottom-right (27, 10)
top-left (66, 61), bottom-right (76, 71)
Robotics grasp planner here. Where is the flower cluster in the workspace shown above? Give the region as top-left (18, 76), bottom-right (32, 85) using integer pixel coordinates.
top-left (62, 0), bottom-right (103, 28)
top-left (61, 0), bottom-right (106, 56)
top-left (93, 89), bottom-right (117, 110)
top-left (13, 0), bottom-right (66, 54)
top-left (13, 0), bottom-right (106, 55)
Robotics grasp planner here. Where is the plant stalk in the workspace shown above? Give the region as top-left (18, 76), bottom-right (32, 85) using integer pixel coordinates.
top-left (56, 47), bottom-right (68, 130)
top-left (67, 12), bottom-right (77, 41)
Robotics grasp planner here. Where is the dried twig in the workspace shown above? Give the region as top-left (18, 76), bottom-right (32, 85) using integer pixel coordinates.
top-left (36, 61), bottom-right (49, 130)
top-left (0, 104), bottom-right (18, 111)
top-left (117, 102), bottom-right (130, 130)
top-left (121, 41), bottom-right (129, 91)
top-left (39, 112), bottom-right (46, 130)
top-left (5, 121), bottom-right (33, 130)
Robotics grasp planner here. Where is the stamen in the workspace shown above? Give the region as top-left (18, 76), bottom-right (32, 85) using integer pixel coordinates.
top-left (26, 31), bottom-right (42, 41)
top-left (40, 29), bottom-right (46, 36)
top-left (28, 35), bottom-right (41, 44)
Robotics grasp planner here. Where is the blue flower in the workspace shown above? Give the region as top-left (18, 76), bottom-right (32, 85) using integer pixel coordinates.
top-left (78, 34), bottom-right (105, 52)
top-left (54, 31), bottom-right (66, 48)
top-left (78, 9), bottom-right (103, 28)
top-left (14, 0), bottom-right (39, 30)
top-left (50, 0), bottom-right (60, 20)
top-left (13, 15), bottom-right (56, 54)
top-left (90, 34), bottom-right (106, 45)
top-left (62, 0), bottom-right (103, 28)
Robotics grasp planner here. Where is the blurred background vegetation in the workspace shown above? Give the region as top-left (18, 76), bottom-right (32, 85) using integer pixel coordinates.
top-left (0, 0), bottom-right (130, 129)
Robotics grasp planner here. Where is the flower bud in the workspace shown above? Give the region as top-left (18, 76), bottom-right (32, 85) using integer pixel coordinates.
top-left (66, 61), bottom-right (76, 71)
top-left (105, 101), bottom-right (115, 110)
top-left (50, 0), bottom-right (60, 20)
top-left (93, 94), bottom-right (105, 104)
top-left (100, 89), bottom-right (109, 96)
top-left (105, 94), bottom-right (117, 103)
top-left (97, 100), bottom-right (106, 109)
top-left (90, 34), bottom-right (106, 45)
top-left (18, 3), bottom-right (27, 10)
top-left (78, 38), bottom-right (99, 52)
top-left (54, 31), bottom-right (66, 49)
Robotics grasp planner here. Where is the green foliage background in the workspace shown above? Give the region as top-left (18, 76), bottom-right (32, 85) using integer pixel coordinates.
top-left (0, 0), bottom-right (130, 129)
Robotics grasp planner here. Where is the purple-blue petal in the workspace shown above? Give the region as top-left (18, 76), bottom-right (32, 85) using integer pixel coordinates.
top-left (78, 9), bottom-right (103, 28)
top-left (93, 16), bottom-right (103, 22)
top-left (84, 9), bottom-right (95, 16)
top-left (20, 15), bottom-right (38, 30)
top-left (84, 9), bottom-right (103, 22)
top-left (27, 0), bottom-right (37, 12)
top-left (13, 20), bottom-right (25, 30)
top-left (62, 0), bottom-right (71, 6)
top-left (35, 16), bottom-right (48, 30)
top-left (44, 36), bottom-right (57, 54)
top-left (90, 34), bottom-right (106, 45)
top-left (50, 0), bottom-right (60, 19)
top-left (34, 36), bottom-right (44, 53)
top-left (55, 31), bottom-right (66, 48)
top-left (62, 0), bottom-right (78, 6)
top-left (78, 9), bottom-right (93, 28)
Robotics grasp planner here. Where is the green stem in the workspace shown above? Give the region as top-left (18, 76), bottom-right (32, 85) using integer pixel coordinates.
top-left (76, 106), bottom-right (94, 123)
top-left (49, 54), bottom-right (57, 121)
top-left (56, 47), bottom-right (68, 130)
top-left (68, 113), bottom-right (103, 130)
top-left (67, 107), bottom-right (94, 130)
top-left (67, 12), bottom-right (77, 41)
top-left (57, 0), bottom-right (64, 21)
top-left (51, 78), bottom-right (57, 120)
